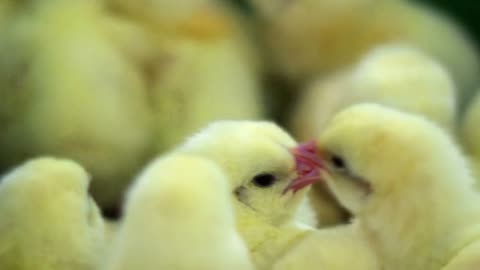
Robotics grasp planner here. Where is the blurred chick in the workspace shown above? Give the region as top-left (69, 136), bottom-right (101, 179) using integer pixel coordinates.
top-left (461, 90), bottom-right (480, 186)
top-left (106, 0), bottom-right (212, 33)
top-left (151, 34), bottom-right (264, 152)
top-left (0, 1), bottom-right (153, 209)
top-left (315, 103), bottom-right (480, 270)
top-left (250, 0), bottom-right (479, 105)
top-left (290, 44), bottom-right (456, 227)
top-left (349, 44), bottom-right (457, 131)
top-left (289, 70), bottom-right (354, 145)
top-left (174, 121), bottom-right (316, 268)
top-left (147, 4), bottom-right (264, 152)
top-left (0, 157), bottom-right (106, 270)
top-left (105, 154), bottom-right (254, 270)
top-left (104, 0), bottom-right (265, 152)
top-left (290, 44), bottom-right (457, 139)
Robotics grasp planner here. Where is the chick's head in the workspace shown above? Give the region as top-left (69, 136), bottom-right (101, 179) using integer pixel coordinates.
top-left (0, 158), bottom-right (105, 268)
top-left (314, 103), bottom-right (472, 215)
top-left (0, 158), bottom-right (103, 230)
top-left (177, 121), bottom-right (312, 226)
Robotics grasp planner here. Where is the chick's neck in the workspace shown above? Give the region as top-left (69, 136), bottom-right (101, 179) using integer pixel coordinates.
top-left (358, 177), bottom-right (480, 270)
top-left (234, 202), bottom-right (309, 270)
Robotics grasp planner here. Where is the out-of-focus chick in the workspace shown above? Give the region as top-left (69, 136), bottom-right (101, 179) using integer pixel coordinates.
top-left (461, 90), bottom-right (480, 186)
top-left (146, 3), bottom-right (264, 152)
top-left (315, 103), bottom-right (480, 270)
top-left (289, 70), bottom-right (354, 146)
top-left (0, 1), bottom-right (153, 209)
top-left (106, 0), bottom-right (212, 33)
top-left (290, 44), bottom-right (456, 227)
top-left (105, 154), bottom-right (254, 270)
top-left (290, 44), bottom-right (457, 140)
top-left (151, 33), bottom-right (264, 152)
top-left (171, 121), bottom-right (378, 270)
top-left (105, 0), bottom-right (265, 152)
top-left (0, 158), bottom-right (106, 270)
top-left (349, 44), bottom-right (457, 131)
top-left (174, 121), bottom-right (316, 268)
top-left (250, 0), bottom-right (479, 105)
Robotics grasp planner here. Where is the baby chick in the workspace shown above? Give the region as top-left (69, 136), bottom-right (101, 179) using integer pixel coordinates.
top-left (250, 0), bottom-right (479, 104)
top-left (105, 0), bottom-right (265, 153)
top-left (173, 121), bottom-right (317, 268)
top-left (314, 103), bottom-right (480, 270)
top-left (176, 121), bottom-right (312, 227)
top-left (105, 154), bottom-right (253, 270)
top-left (147, 3), bottom-right (264, 152)
top-left (0, 157), bottom-right (106, 270)
top-left (349, 44), bottom-right (457, 131)
top-left (0, 1), bottom-right (153, 209)
top-left (290, 44), bottom-right (457, 227)
top-left (290, 44), bottom-right (457, 139)
top-left (461, 90), bottom-right (480, 186)
top-left (106, 0), bottom-right (212, 33)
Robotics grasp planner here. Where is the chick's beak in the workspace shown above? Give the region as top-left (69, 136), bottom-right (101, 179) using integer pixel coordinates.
top-left (283, 140), bottom-right (325, 195)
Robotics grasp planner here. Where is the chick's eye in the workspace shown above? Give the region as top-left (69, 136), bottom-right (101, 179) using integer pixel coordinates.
top-left (331, 155), bottom-right (346, 170)
top-left (252, 173), bottom-right (277, 188)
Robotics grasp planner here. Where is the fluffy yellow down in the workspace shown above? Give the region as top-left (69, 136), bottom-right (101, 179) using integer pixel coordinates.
top-left (104, 154), bottom-right (253, 270)
top-left (173, 120), bottom-right (316, 269)
top-left (0, 157), bottom-right (107, 270)
top-left (317, 103), bottom-right (480, 270)
top-left (250, 0), bottom-right (479, 105)
top-left (290, 44), bottom-right (457, 227)
top-left (461, 90), bottom-right (480, 188)
top-left (0, 1), bottom-right (153, 209)
top-left (103, 0), bottom-right (265, 153)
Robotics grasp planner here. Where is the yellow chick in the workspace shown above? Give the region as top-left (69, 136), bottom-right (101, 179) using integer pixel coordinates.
top-left (106, 0), bottom-right (212, 33)
top-left (250, 0), bottom-right (479, 104)
top-left (461, 90), bottom-right (480, 188)
top-left (0, 157), bottom-right (107, 270)
top-left (172, 121), bottom-right (317, 268)
top-left (105, 154), bottom-right (254, 270)
top-left (149, 4), bottom-right (264, 152)
top-left (104, 0), bottom-right (265, 153)
top-left (150, 33), bottom-right (264, 152)
top-left (290, 44), bottom-right (457, 140)
top-left (288, 71), bottom-right (352, 143)
top-left (349, 44), bottom-right (457, 131)
top-left (314, 103), bottom-right (480, 270)
top-left (0, 1), bottom-right (153, 209)
top-left (290, 44), bottom-right (457, 227)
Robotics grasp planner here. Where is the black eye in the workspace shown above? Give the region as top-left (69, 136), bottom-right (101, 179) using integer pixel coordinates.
top-left (251, 173), bottom-right (277, 188)
top-left (331, 155), bottom-right (346, 169)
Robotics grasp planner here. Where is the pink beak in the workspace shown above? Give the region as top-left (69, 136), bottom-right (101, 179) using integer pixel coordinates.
top-left (283, 140), bottom-right (324, 195)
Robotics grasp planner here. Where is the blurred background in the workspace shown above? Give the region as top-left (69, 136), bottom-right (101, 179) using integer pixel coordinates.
top-left (0, 0), bottom-right (479, 224)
